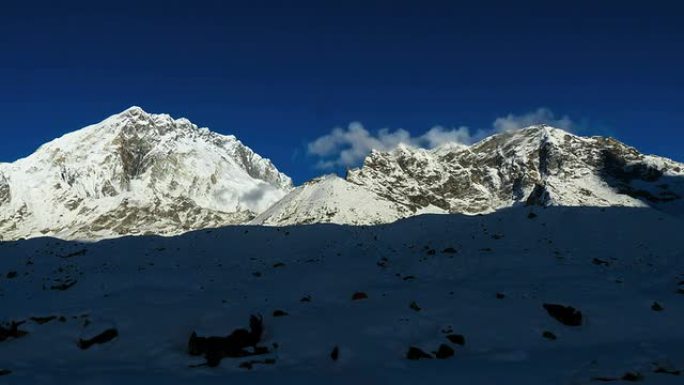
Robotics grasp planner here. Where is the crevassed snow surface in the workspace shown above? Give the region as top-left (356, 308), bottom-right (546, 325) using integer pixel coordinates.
top-left (1, 206), bottom-right (683, 384)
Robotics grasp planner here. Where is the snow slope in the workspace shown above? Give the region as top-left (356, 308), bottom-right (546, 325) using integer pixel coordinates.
top-left (0, 107), bottom-right (292, 241)
top-left (1, 206), bottom-right (683, 384)
top-left (251, 175), bottom-right (412, 226)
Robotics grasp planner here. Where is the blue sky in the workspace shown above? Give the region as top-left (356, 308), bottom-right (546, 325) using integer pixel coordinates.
top-left (1, 0), bottom-right (682, 183)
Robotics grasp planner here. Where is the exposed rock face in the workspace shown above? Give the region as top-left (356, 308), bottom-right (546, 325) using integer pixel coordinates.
top-left (0, 107), bottom-right (292, 240)
top-left (258, 126), bottom-right (683, 226)
top-left (347, 126), bottom-right (684, 215)
top-left (0, 174), bottom-right (9, 206)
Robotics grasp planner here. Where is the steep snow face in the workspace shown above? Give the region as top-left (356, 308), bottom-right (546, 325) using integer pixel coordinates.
top-left (0, 107), bottom-right (292, 240)
top-left (347, 125), bottom-right (684, 216)
top-left (252, 175), bottom-right (413, 226)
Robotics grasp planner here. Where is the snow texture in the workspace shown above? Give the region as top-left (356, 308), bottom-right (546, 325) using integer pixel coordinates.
top-left (1, 206), bottom-right (683, 384)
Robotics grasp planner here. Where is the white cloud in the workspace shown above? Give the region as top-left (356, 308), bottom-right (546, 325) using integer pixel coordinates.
top-left (421, 126), bottom-right (473, 148)
top-left (492, 108), bottom-right (574, 133)
top-left (307, 108), bottom-right (576, 169)
top-left (307, 122), bottom-right (471, 168)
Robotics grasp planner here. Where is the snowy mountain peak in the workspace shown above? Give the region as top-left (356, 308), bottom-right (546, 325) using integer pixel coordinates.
top-left (257, 125), bottom-right (683, 227)
top-left (347, 125), bottom-right (683, 217)
top-left (0, 108), bottom-right (293, 240)
top-left (118, 105), bottom-right (146, 118)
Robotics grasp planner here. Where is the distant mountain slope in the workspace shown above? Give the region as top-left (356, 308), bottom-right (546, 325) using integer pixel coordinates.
top-left (251, 175), bottom-right (416, 226)
top-left (0, 107), bottom-right (292, 240)
top-left (1, 206), bottom-right (683, 383)
top-left (260, 126), bottom-right (684, 226)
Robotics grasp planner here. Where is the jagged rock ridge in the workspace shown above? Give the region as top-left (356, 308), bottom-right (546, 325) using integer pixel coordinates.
top-left (257, 126), bottom-right (684, 226)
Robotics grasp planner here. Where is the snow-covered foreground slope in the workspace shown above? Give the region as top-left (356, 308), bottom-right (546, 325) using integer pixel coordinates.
top-left (1, 207), bottom-right (683, 384)
top-left (261, 126), bottom-right (684, 226)
top-left (0, 107), bottom-right (292, 241)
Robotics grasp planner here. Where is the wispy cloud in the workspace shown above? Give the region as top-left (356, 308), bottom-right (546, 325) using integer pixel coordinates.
top-left (307, 108), bottom-right (577, 169)
top-left (492, 108), bottom-right (575, 133)
top-left (307, 123), bottom-right (472, 169)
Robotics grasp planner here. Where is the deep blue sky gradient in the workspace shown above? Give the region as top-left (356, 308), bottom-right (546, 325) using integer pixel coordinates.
top-left (1, 0), bottom-right (682, 183)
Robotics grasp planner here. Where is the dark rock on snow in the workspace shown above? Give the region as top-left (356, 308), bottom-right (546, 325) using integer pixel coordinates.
top-left (543, 303), bottom-right (583, 326)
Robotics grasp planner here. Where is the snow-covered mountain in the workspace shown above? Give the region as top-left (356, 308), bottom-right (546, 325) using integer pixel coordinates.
top-left (259, 126), bottom-right (684, 226)
top-left (0, 107), bottom-right (292, 240)
top-left (2, 112), bottom-right (682, 238)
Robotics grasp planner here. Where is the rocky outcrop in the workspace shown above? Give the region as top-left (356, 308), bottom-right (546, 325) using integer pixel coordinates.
top-left (256, 126), bottom-right (684, 227)
top-left (346, 126), bottom-right (683, 216)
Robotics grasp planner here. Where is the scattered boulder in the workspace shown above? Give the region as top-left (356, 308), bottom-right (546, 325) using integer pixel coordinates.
top-left (351, 292), bottom-right (368, 301)
top-left (58, 249), bottom-right (87, 259)
top-left (426, 249), bottom-right (436, 256)
top-left (621, 372), bottom-right (644, 382)
top-left (5, 271), bottom-right (17, 279)
top-left (653, 365), bottom-right (681, 375)
top-left (300, 295), bottom-right (312, 303)
top-left (495, 292), bottom-right (506, 299)
top-left (527, 212), bottom-right (538, 219)
top-left (434, 344), bottom-right (454, 359)
top-left (676, 280), bottom-right (684, 294)
top-left (543, 304), bottom-right (583, 326)
top-left (238, 358), bottom-right (276, 370)
top-left (272, 310), bottom-right (288, 317)
top-left (592, 258), bottom-right (611, 266)
top-left (30, 315), bottom-right (58, 325)
top-left (0, 369), bottom-right (11, 376)
top-left (50, 278), bottom-right (77, 291)
top-left (409, 301), bottom-right (421, 312)
top-left (592, 371), bottom-right (645, 383)
top-left (78, 328), bottom-right (119, 350)
top-left (188, 315), bottom-right (267, 367)
top-left (406, 346), bottom-right (432, 360)
top-left (542, 331), bottom-right (557, 340)
top-left (446, 334), bottom-right (465, 346)
top-left (0, 321), bottom-right (28, 342)
top-left (330, 346), bottom-right (339, 361)
top-left (441, 247), bottom-right (457, 254)
top-left (651, 302), bottom-right (664, 311)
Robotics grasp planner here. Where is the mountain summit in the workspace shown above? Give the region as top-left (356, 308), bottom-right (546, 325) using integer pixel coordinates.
top-left (0, 107), bottom-right (292, 240)
top-left (2, 112), bottom-right (683, 239)
top-left (256, 126), bottom-right (684, 225)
